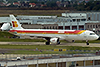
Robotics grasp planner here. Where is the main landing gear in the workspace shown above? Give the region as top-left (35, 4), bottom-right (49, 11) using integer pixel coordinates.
top-left (45, 38), bottom-right (50, 45)
top-left (57, 41), bottom-right (60, 45)
top-left (46, 41), bottom-right (50, 45)
top-left (45, 40), bottom-right (60, 45)
top-left (57, 39), bottom-right (60, 45)
top-left (86, 40), bottom-right (89, 45)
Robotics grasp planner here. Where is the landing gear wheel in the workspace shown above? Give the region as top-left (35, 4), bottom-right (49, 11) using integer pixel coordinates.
top-left (57, 41), bottom-right (60, 45)
top-left (57, 38), bottom-right (60, 45)
top-left (46, 42), bottom-right (50, 45)
top-left (86, 42), bottom-right (89, 45)
top-left (72, 40), bottom-right (75, 42)
top-left (86, 40), bottom-right (89, 45)
top-left (45, 38), bottom-right (50, 45)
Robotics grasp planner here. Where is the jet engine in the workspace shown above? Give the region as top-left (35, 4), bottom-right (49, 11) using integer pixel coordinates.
top-left (50, 38), bottom-right (58, 43)
top-left (1, 23), bottom-right (10, 31)
top-left (50, 38), bottom-right (60, 44)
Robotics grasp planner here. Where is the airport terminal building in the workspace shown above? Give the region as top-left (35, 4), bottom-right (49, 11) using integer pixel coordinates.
top-left (0, 12), bottom-right (100, 36)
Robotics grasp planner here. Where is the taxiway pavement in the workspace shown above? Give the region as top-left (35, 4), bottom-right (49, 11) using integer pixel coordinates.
top-left (0, 42), bottom-right (100, 47)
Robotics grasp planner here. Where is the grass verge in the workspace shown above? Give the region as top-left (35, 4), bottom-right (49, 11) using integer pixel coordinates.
top-left (0, 45), bottom-right (99, 54)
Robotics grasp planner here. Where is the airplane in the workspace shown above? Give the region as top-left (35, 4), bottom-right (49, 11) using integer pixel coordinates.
top-left (6, 15), bottom-right (99, 45)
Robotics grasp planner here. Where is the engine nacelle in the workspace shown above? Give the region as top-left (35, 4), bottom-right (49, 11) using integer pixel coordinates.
top-left (50, 38), bottom-right (58, 43)
top-left (1, 23), bottom-right (10, 31)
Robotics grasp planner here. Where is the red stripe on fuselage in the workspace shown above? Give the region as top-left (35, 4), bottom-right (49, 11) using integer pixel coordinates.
top-left (9, 30), bottom-right (83, 34)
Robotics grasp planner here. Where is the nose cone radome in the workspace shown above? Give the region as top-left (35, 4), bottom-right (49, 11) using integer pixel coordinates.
top-left (95, 35), bottom-right (99, 40)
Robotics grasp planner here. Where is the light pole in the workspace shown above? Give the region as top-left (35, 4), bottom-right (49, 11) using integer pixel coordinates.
top-left (5, 54), bottom-right (8, 67)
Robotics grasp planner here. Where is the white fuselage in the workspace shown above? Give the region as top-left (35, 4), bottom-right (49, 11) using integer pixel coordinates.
top-left (9, 29), bottom-right (99, 41)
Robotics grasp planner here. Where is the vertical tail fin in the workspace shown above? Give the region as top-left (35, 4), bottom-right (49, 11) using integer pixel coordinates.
top-left (10, 15), bottom-right (23, 30)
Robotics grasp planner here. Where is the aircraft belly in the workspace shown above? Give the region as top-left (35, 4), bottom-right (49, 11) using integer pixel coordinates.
top-left (65, 35), bottom-right (84, 40)
top-left (65, 35), bottom-right (76, 40)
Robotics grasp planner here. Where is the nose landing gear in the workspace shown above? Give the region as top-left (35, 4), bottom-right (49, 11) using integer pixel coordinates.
top-left (86, 40), bottom-right (89, 45)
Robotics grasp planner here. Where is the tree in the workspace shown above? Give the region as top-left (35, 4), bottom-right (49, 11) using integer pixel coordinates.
top-left (46, 1), bottom-right (57, 7)
top-left (30, 0), bottom-right (38, 3)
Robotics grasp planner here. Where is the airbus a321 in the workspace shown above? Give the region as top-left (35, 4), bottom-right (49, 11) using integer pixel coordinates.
top-left (7, 15), bottom-right (99, 45)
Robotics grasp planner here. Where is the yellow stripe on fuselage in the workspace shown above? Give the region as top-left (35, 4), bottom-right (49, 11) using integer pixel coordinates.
top-left (78, 30), bottom-right (86, 34)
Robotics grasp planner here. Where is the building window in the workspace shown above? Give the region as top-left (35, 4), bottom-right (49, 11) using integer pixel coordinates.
top-left (98, 30), bottom-right (100, 33)
top-left (56, 27), bottom-right (58, 29)
top-left (90, 25), bottom-right (92, 28)
top-left (50, 27), bottom-right (51, 29)
top-left (53, 26), bottom-right (54, 29)
top-left (44, 27), bottom-right (46, 29)
top-left (73, 19), bottom-right (75, 22)
top-left (81, 19), bottom-right (86, 21)
top-left (98, 25), bottom-right (100, 28)
top-left (88, 17), bottom-right (91, 20)
top-left (77, 19), bottom-right (80, 22)
top-left (70, 20), bottom-right (72, 22)
top-left (88, 25), bottom-right (89, 28)
top-left (96, 25), bottom-right (98, 28)
top-left (93, 25), bottom-right (95, 28)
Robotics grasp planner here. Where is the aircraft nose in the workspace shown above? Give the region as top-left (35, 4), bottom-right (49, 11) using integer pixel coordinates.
top-left (96, 35), bottom-right (99, 40)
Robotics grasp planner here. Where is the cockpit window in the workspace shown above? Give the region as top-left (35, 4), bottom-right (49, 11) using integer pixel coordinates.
top-left (90, 33), bottom-right (95, 35)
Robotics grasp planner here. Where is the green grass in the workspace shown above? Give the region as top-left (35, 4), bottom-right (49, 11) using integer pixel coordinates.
top-left (0, 38), bottom-right (45, 42)
top-left (0, 45), bottom-right (100, 50)
top-left (0, 45), bottom-right (99, 54)
top-left (10, 50), bottom-right (96, 54)
top-left (0, 31), bottom-right (13, 37)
